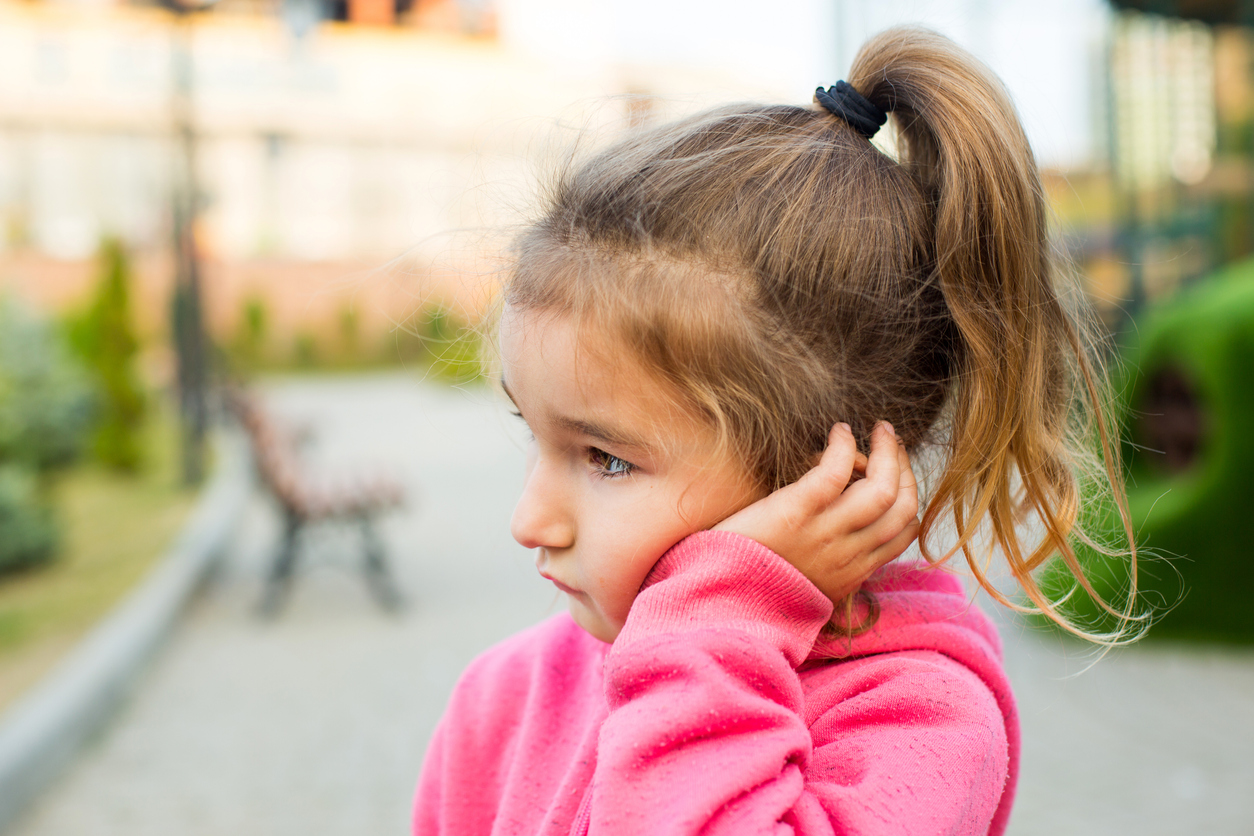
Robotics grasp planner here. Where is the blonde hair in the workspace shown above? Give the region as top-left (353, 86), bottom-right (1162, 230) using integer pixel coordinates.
top-left (505, 28), bottom-right (1144, 643)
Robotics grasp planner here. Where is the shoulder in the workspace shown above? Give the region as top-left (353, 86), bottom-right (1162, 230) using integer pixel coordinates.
top-left (800, 649), bottom-right (1011, 835)
top-left (821, 562), bottom-right (1010, 696)
top-left (797, 560), bottom-right (1020, 836)
top-left (803, 649), bottom-right (1004, 737)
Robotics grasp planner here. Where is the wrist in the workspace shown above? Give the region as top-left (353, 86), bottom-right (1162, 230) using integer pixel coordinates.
top-left (618, 531), bottom-right (833, 667)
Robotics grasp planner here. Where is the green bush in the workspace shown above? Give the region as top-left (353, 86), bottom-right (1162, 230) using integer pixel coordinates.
top-left (228, 295), bottom-right (270, 372)
top-left (221, 295), bottom-right (481, 377)
top-left (0, 299), bottom-right (95, 472)
top-left (1051, 257), bottom-right (1254, 642)
top-left (294, 332), bottom-right (319, 368)
top-left (417, 307), bottom-right (483, 384)
top-left (338, 303), bottom-right (360, 361)
top-left (70, 239), bottom-right (146, 472)
top-left (0, 465), bottom-right (58, 573)
top-left (0, 298), bottom-right (93, 574)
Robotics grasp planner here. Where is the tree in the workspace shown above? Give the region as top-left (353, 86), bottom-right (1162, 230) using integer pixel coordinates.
top-left (72, 238), bottom-right (147, 472)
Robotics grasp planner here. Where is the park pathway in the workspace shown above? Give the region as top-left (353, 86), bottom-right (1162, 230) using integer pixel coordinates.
top-left (7, 374), bottom-right (1254, 835)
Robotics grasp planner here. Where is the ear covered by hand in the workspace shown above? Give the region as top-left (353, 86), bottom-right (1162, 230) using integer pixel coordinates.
top-left (713, 422), bottom-right (920, 606)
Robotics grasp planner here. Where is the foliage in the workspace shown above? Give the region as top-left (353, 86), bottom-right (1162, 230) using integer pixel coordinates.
top-left (0, 299), bottom-right (95, 472)
top-left (294, 332), bottom-right (318, 368)
top-left (338, 303), bottom-right (360, 361)
top-left (0, 298), bottom-right (94, 574)
top-left (0, 466), bottom-right (58, 574)
top-left (416, 306), bottom-right (483, 384)
top-left (0, 409), bottom-right (194, 707)
top-left (230, 295), bottom-right (270, 370)
top-left (69, 239), bottom-right (147, 472)
top-left (220, 292), bottom-right (484, 382)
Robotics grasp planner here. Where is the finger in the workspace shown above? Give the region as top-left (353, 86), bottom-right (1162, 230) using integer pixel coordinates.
top-left (849, 450), bottom-right (869, 483)
top-left (890, 441), bottom-right (919, 526)
top-left (796, 422), bottom-right (859, 505)
top-left (848, 442), bottom-right (920, 545)
top-left (841, 422), bottom-right (901, 527)
top-left (859, 505), bottom-right (920, 557)
top-left (867, 516), bottom-right (921, 567)
top-left (896, 440), bottom-right (918, 509)
top-left (852, 486), bottom-right (919, 547)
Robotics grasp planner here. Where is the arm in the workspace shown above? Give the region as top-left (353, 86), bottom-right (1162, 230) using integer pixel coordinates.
top-left (590, 531), bottom-right (1008, 836)
top-left (412, 719), bottom-right (447, 836)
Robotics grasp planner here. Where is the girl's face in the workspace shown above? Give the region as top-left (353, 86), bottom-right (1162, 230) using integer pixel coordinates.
top-left (501, 306), bottom-right (761, 643)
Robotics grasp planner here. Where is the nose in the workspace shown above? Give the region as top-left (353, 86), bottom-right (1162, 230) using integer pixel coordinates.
top-left (510, 451), bottom-right (575, 551)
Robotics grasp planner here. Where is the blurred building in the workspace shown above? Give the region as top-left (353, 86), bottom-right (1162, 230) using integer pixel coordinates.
top-left (0, 0), bottom-right (597, 353)
top-left (0, 1), bottom-right (517, 264)
top-left (1092, 3), bottom-right (1254, 320)
top-left (0, 0), bottom-right (1185, 359)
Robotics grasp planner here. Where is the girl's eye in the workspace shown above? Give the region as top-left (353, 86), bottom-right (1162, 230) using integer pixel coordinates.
top-left (589, 447), bottom-right (635, 479)
top-left (508, 410), bottom-right (535, 440)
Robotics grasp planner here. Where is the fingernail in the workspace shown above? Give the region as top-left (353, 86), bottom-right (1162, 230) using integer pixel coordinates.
top-left (884, 422), bottom-right (896, 437)
top-left (838, 422), bottom-right (851, 433)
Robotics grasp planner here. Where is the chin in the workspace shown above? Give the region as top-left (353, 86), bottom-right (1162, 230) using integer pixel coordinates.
top-left (570, 605), bottom-right (619, 644)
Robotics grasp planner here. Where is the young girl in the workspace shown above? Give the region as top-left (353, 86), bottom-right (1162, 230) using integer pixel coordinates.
top-left (413, 27), bottom-right (1139, 836)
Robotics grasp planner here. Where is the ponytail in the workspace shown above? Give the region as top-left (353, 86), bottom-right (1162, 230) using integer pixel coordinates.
top-left (850, 29), bottom-right (1144, 642)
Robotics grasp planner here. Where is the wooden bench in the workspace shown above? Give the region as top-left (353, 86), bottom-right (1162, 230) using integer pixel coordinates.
top-left (227, 389), bottom-right (406, 615)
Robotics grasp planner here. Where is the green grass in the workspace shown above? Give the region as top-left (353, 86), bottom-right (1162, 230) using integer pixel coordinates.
top-left (0, 409), bottom-right (197, 709)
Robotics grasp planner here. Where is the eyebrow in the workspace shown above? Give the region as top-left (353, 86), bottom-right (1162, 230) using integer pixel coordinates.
top-left (501, 378), bottom-right (650, 451)
top-left (553, 416), bottom-right (649, 450)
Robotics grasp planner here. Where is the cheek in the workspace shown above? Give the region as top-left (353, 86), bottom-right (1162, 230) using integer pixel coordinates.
top-left (616, 495), bottom-right (709, 577)
top-left (673, 479), bottom-right (758, 533)
top-left (590, 512), bottom-right (675, 591)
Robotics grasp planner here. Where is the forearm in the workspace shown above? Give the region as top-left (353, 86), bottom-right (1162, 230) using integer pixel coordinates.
top-left (591, 532), bottom-right (1012, 836)
top-left (592, 531), bottom-right (834, 835)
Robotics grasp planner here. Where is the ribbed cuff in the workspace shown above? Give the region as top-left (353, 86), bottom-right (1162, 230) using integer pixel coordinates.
top-left (615, 531), bottom-right (833, 667)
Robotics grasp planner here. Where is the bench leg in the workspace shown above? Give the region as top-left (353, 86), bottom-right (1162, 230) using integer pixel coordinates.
top-left (360, 516), bottom-right (404, 612)
top-left (260, 511), bottom-right (302, 617)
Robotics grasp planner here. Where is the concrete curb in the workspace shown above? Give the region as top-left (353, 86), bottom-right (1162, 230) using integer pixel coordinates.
top-left (0, 432), bottom-right (251, 831)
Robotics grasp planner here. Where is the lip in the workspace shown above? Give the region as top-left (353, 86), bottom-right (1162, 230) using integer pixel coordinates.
top-left (539, 572), bottom-right (580, 596)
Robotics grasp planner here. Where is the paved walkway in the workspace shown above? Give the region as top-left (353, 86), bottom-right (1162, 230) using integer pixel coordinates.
top-left (8, 374), bottom-right (1254, 835)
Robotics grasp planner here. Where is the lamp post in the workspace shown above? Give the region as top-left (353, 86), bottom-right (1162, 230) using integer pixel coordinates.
top-left (165, 0), bottom-right (218, 485)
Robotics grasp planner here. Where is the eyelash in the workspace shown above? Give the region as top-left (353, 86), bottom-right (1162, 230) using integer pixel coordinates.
top-left (589, 447), bottom-right (635, 479)
top-left (510, 410), bottom-right (634, 478)
top-left (509, 409), bottom-right (535, 440)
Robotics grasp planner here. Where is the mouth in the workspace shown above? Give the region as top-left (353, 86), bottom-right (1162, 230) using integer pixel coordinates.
top-left (538, 571), bottom-right (580, 596)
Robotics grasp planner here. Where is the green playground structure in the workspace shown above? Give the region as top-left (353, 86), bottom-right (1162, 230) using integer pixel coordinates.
top-left (1056, 257), bottom-right (1254, 642)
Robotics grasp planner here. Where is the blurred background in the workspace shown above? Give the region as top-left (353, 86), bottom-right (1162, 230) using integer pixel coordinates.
top-left (0, 0), bottom-right (1252, 834)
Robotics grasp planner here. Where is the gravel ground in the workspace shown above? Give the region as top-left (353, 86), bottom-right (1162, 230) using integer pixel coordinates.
top-left (8, 374), bottom-right (1253, 835)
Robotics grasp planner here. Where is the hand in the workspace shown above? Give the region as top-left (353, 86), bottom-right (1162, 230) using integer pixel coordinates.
top-left (713, 422), bottom-right (920, 605)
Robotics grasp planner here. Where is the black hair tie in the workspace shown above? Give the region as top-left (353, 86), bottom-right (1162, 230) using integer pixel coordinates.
top-left (815, 81), bottom-right (887, 139)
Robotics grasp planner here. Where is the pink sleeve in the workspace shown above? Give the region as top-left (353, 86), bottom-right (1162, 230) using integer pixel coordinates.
top-left (591, 530), bottom-right (1008, 836)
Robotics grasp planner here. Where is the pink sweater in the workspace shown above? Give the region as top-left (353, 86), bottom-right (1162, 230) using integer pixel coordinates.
top-left (413, 531), bottom-right (1018, 835)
